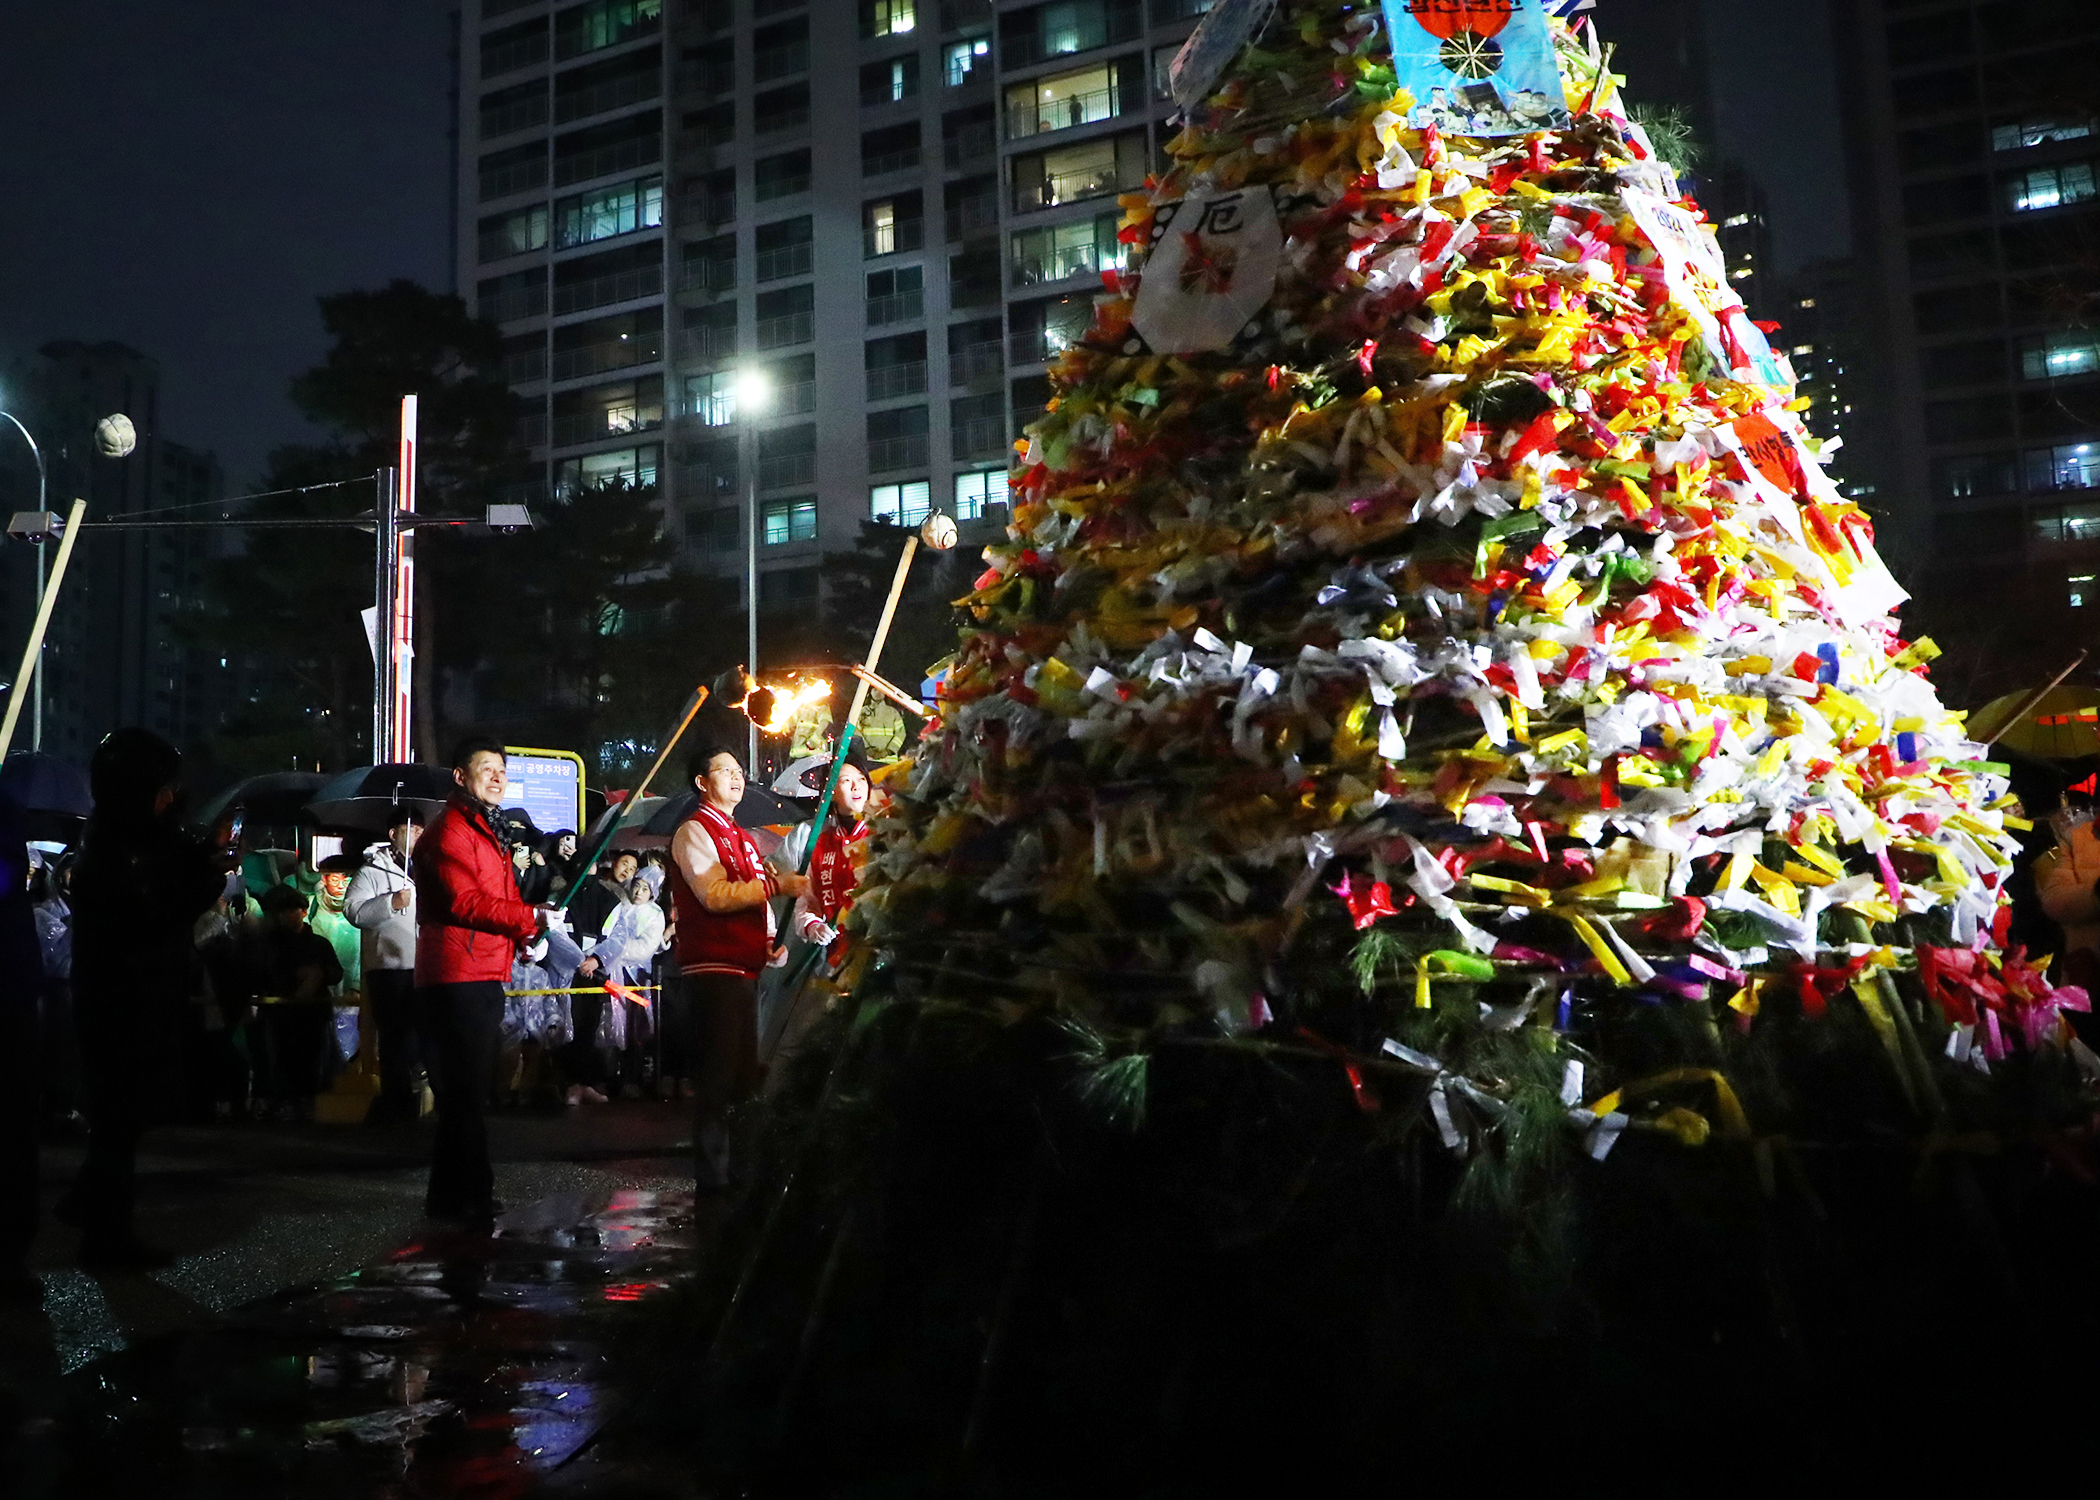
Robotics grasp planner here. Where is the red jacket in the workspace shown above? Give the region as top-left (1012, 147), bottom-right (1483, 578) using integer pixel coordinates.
top-left (413, 795), bottom-right (540, 985)
top-left (670, 803), bottom-right (773, 979)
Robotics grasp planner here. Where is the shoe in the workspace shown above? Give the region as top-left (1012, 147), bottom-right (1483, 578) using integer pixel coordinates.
top-left (0, 1265), bottom-right (44, 1304)
top-left (581, 1087), bottom-right (609, 1105)
top-left (565, 1086), bottom-right (582, 1107)
top-left (79, 1234), bottom-right (177, 1273)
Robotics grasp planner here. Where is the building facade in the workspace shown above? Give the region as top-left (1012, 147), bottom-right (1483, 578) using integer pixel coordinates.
top-left (1831, 0), bottom-right (2099, 606)
top-left (454, 0), bottom-right (1217, 622)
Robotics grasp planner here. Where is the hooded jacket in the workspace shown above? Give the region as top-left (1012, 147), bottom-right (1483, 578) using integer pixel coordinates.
top-left (345, 842), bottom-right (417, 972)
top-left (413, 795), bottom-right (541, 985)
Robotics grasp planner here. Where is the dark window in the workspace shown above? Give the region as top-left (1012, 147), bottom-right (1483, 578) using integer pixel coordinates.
top-left (1899, 121), bottom-right (1982, 171)
top-left (1902, 174), bottom-right (1987, 226)
top-left (951, 391), bottom-right (1005, 459)
top-left (681, 435), bottom-right (740, 497)
top-left (756, 82), bottom-right (811, 135)
top-left (864, 191), bottom-right (926, 255)
top-left (755, 216), bottom-right (814, 281)
top-left (679, 39), bottom-right (735, 96)
top-left (687, 505), bottom-right (741, 552)
top-left (942, 103), bottom-right (997, 170)
top-left (480, 142), bottom-right (548, 201)
top-left (1932, 451), bottom-right (2017, 499)
top-left (554, 44), bottom-right (661, 122)
top-left (1912, 283), bottom-right (2002, 333)
top-left (481, 80), bottom-right (550, 138)
top-left (2001, 219), bottom-right (2093, 271)
top-left (479, 203), bottom-right (551, 261)
top-left (2020, 386), bottom-right (2100, 440)
top-left (482, 17), bottom-right (550, 76)
top-left (479, 266), bottom-right (549, 323)
top-left (501, 331), bottom-right (548, 385)
top-left (758, 424), bottom-right (817, 488)
top-left (862, 53), bottom-right (921, 106)
top-left (1920, 338), bottom-right (2007, 388)
top-left (948, 244), bottom-right (1001, 309)
top-left (681, 234), bottom-right (737, 294)
top-left (760, 566), bottom-right (821, 608)
top-left (756, 149), bottom-right (812, 200)
top-left (945, 175), bottom-right (999, 238)
top-left (683, 101), bottom-right (735, 149)
top-left (550, 306), bottom-right (663, 380)
top-left (1891, 67), bottom-right (1977, 119)
top-left (552, 241), bottom-right (663, 313)
top-left (553, 110), bottom-right (661, 186)
top-left (866, 265), bottom-right (925, 324)
top-left (862, 122), bottom-right (922, 175)
top-left (1923, 394), bottom-right (2014, 442)
top-left (1907, 229), bottom-right (1995, 280)
top-left (949, 316), bottom-right (1004, 385)
top-left (1010, 292), bottom-right (1094, 361)
top-left (687, 167), bottom-right (735, 225)
top-left (867, 404), bottom-right (929, 470)
top-left (866, 331), bottom-right (928, 400)
top-left (767, 352), bottom-right (819, 415)
top-left (1884, 10), bottom-right (1971, 68)
top-left (756, 283), bottom-right (816, 348)
top-left (754, 17), bottom-right (810, 80)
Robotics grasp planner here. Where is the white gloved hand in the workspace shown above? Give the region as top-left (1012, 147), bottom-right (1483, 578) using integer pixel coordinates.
top-left (805, 920), bottom-right (838, 948)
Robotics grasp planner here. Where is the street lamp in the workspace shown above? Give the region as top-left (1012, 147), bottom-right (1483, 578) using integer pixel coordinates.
top-left (1, 404), bottom-right (133, 753)
top-left (734, 366), bottom-right (773, 773)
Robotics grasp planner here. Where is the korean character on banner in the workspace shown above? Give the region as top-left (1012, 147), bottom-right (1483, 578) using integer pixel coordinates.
top-left (1381, 0), bottom-right (1570, 137)
top-left (1129, 188), bottom-right (1285, 355)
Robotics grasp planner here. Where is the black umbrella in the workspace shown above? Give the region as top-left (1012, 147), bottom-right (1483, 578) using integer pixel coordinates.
top-left (195, 772), bottom-right (330, 849)
top-left (0, 752), bottom-right (92, 818)
top-left (307, 763), bottom-right (453, 839)
top-left (642, 785), bottom-right (807, 835)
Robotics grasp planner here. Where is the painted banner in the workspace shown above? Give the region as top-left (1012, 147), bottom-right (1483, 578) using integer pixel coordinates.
top-left (1131, 188), bottom-right (1284, 353)
top-left (1381, 0), bottom-right (1569, 136)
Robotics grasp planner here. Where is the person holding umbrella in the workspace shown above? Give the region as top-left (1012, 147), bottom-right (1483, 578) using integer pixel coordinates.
top-left (413, 737), bottom-right (548, 1229)
top-left (668, 744), bottom-right (807, 1188)
top-left (346, 806), bottom-right (424, 1123)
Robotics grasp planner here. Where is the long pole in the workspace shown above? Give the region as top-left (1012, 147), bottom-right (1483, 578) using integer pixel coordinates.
top-left (0, 412), bottom-right (48, 751)
top-left (0, 498), bottom-right (87, 760)
top-left (390, 398), bottom-right (418, 764)
top-left (845, 534), bottom-right (918, 729)
top-left (556, 683), bottom-right (712, 912)
top-left (373, 467), bottom-right (394, 763)
top-left (746, 467), bottom-right (759, 774)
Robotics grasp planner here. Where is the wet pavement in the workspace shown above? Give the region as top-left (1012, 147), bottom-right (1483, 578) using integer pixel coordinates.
top-left (2, 1107), bottom-right (708, 1498)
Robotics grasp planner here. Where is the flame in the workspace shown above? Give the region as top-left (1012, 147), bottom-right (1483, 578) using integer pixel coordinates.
top-left (735, 673), bottom-right (833, 734)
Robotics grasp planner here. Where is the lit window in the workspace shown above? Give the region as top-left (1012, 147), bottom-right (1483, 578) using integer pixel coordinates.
top-left (869, 0), bottom-right (914, 37)
top-left (2020, 331), bottom-right (2100, 381)
top-left (1798, 297), bottom-right (1817, 309)
top-left (1722, 213), bottom-right (1751, 227)
top-left (1009, 212), bottom-right (1126, 285)
top-left (2005, 161), bottom-right (2096, 212)
top-left (555, 443), bottom-right (659, 500)
top-left (870, 479), bottom-right (932, 524)
top-left (869, 200), bottom-right (898, 255)
top-left (944, 37), bottom-right (989, 87)
top-left (1992, 117), bottom-right (2095, 152)
top-left (685, 372), bottom-right (740, 426)
top-left (955, 469), bottom-right (1008, 520)
top-left (2071, 574), bottom-right (2095, 608)
top-left (2028, 443), bottom-right (2100, 492)
top-left (1791, 344), bottom-right (1814, 356)
top-left (763, 497), bottom-right (818, 544)
top-left (554, 175), bottom-right (664, 248)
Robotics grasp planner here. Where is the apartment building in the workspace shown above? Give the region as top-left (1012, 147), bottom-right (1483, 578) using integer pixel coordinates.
top-left (454, 0), bottom-right (1215, 620)
top-left (1831, 0), bottom-right (2099, 593)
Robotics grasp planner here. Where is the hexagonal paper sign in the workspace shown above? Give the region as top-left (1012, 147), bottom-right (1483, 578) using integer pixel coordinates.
top-left (1130, 188), bottom-right (1282, 355)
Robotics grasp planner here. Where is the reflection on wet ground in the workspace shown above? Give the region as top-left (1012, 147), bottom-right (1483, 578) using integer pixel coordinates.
top-left (6, 1187), bottom-right (702, 1498)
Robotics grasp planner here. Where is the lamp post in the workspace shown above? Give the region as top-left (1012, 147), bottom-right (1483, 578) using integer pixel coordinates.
top-left (0, 412), bottom-right (47, 752)
top-left (733, 367), bottom-right (773, 773)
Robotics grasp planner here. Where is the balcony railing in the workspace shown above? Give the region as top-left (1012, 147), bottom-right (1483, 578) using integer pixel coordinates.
top-left (503, 349), bottom-right (549, 384)
top-left (953, 417), bottom-right (1006, 460)
top-left (757, 103), bottom-right (811, 135)
top-left (773, 379), bottom-right (817, 415)
top-left (759, 451), bottom-right (817, 488)
top-left (939, 0), bottom-right (992, 31)
top-left (552, 263), bottom-right (663, 314)
top-left (1027, 162), bottom-right (1120, 209)
top-left (756, 168), bottom-right (811, 200)
top-left (755, 41), bottom-right (809, 80)
top-left (1004, 15), bottom-right (1140, 68)
top-left (942, 122), bottom-right (997, 169)
top-left (482, 95), bottom-right (550, 138)
top-left (677, 258), bottom-right (736, 295)
top-left (679, 327), bottom-right (739, 365)
top-left (482, 35), bottom-right (549, 76)
top-left (868, 434), bottom-right (929, 471)
top-left (550, 338), bottom-right (661, 381)
top-left (950, 341), bottom-right (1003, 385)
top-left (555, 71), bottom-right (661, 124)
top-left (866, 289), bottom-right (924, 325)
top-left (675, 192), bottom-right (737, 228)
top-left (552, 411), bottom-right (663, 447)
top-left (1010, 329), bottom-right (1058, 364)
top-left (484, 286), bottom-right (548, 323)
top-left (514, 411), bottom-right (550, 447)
top-left (755, 243), bottom-right (814, 281)
top-left (678, 457), bottom-right (739, 499)
top-left (756, 310), bottom-right (816, 348)
top-left (480, 158), bottom-right (548, 201)
top-left (1011, 245), bottom-right (1115, 286)
top-left (675, 60), bottom-right (736, 96)
top-left (863, 146), bottom-right (922, 176)
top-left (553, 134), bottom-right (661, 187)
top-left (867, 361), bottom-right (928, 400)
top-left (864, 217), bottom-right (926, 256)
top-left (950, 277), bottom-right (1001, 310)
top-left (945, 197), bottom-right (998, 239)
top-left (1007, 85), bottom-right (1118, 138)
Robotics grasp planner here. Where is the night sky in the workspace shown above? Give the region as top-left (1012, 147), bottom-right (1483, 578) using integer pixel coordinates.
top-left (0, 0), bottom-right (1843, 492)
top-left (0, 2), bottom-right (456, 487)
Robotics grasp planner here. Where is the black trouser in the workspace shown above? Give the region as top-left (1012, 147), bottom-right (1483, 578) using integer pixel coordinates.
top-left (366, 969), bottom-right (420, 1117)
top-left (690, 970), bottom-right (760, 1135)
top-left (0, 1000), bottom-right (39, 1268)
top-left (561, 986), bottom-right (607, 1090)
top-left (70, 986), bottom-right (166, 1242)
top-left (249, 1001), bottom-right (332, 1103)
top-left (416, 980), bottom-right (504, 1217)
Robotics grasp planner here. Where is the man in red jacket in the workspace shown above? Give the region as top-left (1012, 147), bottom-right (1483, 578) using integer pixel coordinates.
top-left (414, 735), bottom-right (544, 1227)
top-left (669, 743), bottom-right (808, 1187)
